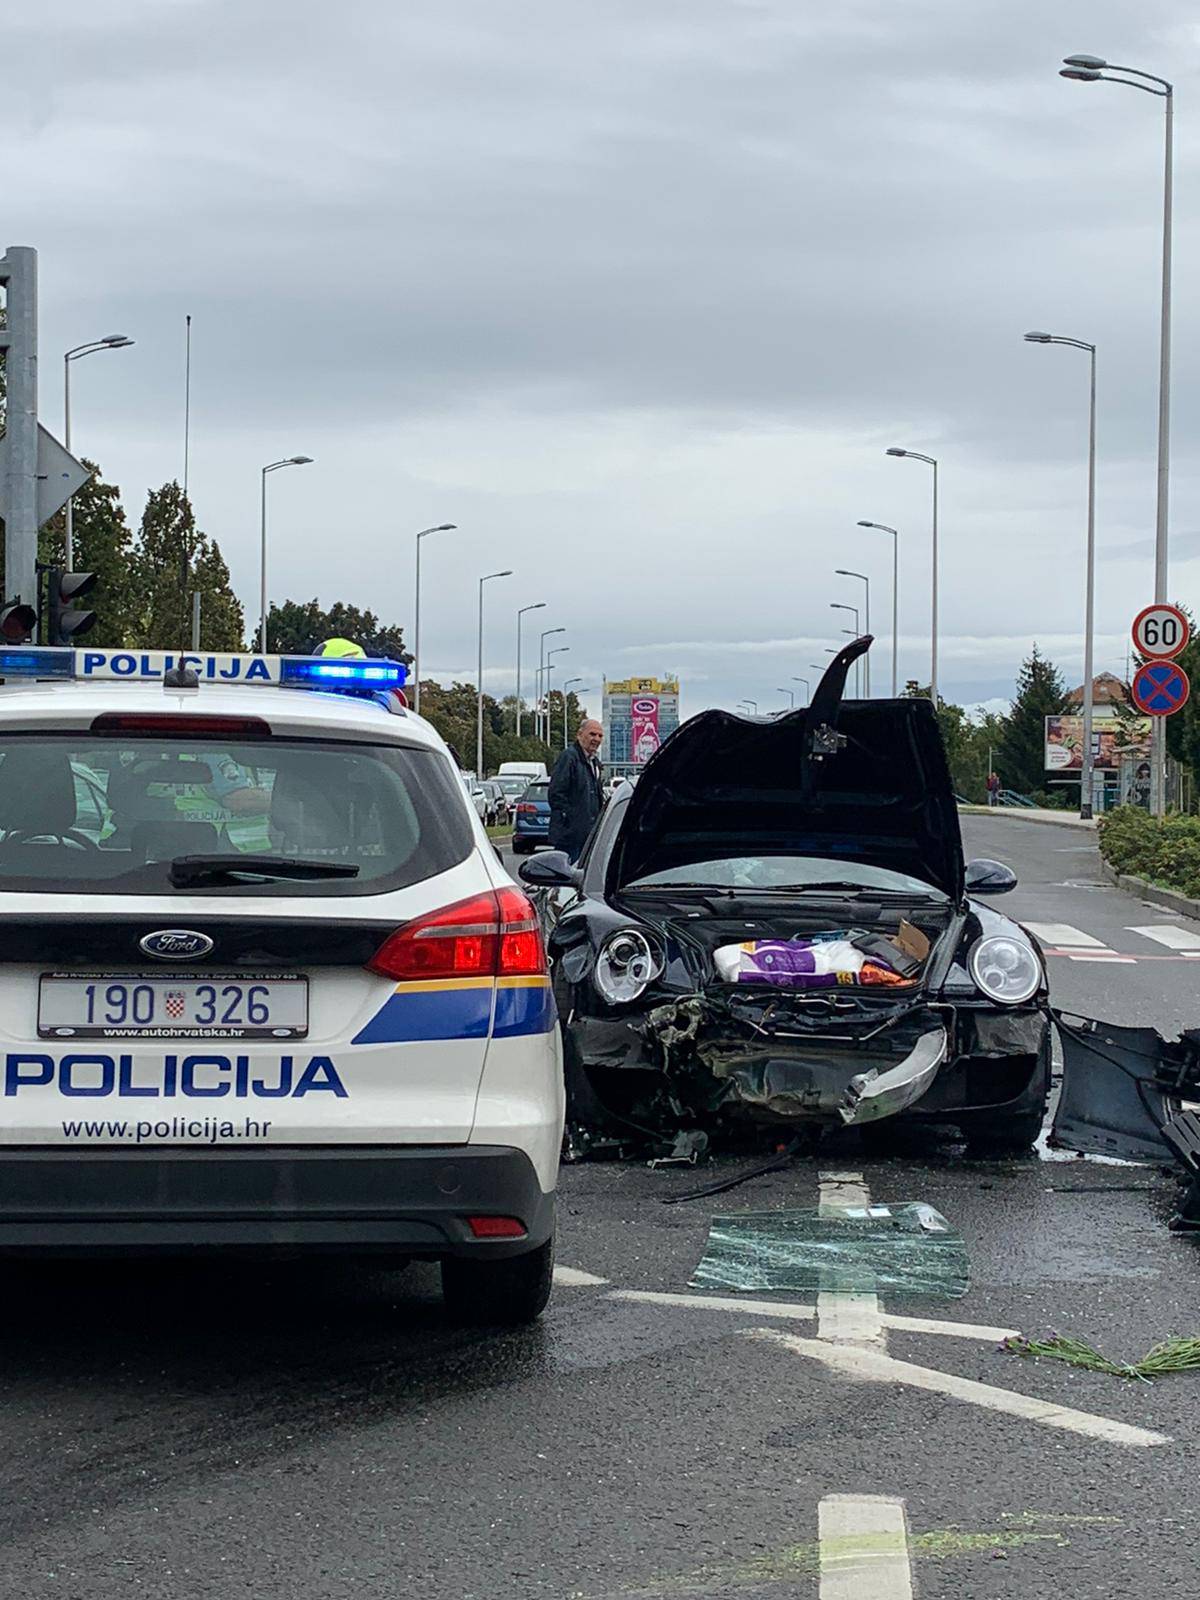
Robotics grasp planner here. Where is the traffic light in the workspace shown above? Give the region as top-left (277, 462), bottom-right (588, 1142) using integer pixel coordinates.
top-left (46, 569), bottom-right (97, 646)
top-left (0, 599), bottom-right (38, 642)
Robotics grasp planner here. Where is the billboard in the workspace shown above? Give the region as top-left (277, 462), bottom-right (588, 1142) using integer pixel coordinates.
top-left (1044, 714), bottom-right (1151, 773)
top-left (629, 695), bottom-right (661, 764)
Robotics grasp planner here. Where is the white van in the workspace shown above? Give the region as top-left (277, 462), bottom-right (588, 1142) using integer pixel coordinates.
top-left (497, 761), bottom-right (548, 782)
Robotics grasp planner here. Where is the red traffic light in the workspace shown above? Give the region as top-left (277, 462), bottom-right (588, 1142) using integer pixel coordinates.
top-left (0, 600), bottom-right (38, 643)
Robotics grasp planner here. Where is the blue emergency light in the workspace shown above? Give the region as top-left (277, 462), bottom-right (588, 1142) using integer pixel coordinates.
top-left (0, 647), bottom-right (407, 696)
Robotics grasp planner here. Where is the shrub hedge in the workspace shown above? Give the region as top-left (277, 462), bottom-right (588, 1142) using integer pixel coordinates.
top-left (1098, 806), bottom-right (1200, 899)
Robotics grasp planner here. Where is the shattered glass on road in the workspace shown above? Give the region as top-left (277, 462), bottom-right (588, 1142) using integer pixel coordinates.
top-left (691, 1201), bottom-right (970, 1297)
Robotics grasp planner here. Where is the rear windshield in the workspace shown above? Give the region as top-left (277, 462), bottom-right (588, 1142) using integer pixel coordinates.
top-left (0, 734), bottom-right (472, 896)
top-left (523, 783), bottom-right (550, 800)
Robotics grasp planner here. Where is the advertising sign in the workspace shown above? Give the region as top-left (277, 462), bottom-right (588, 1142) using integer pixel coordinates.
top-left (630, 695), bottom-right (661, 764)
top-left (1044, 715), bottom-right (1151, 773)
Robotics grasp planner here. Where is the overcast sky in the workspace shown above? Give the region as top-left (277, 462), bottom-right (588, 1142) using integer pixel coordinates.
top-left (5, 1), bottom-right (1198, 717)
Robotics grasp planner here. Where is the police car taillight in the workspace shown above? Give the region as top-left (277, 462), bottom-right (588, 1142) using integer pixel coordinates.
top-left (91, 712), bottom-right (272, 738)
top-left (367, 887), bottom-right (546, 981)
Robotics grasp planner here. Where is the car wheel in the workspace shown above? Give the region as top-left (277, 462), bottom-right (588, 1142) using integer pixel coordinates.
top-left (512, 839), bottom-right (530, 855)
top-left (441, 1235), bottom-right (554, 1326)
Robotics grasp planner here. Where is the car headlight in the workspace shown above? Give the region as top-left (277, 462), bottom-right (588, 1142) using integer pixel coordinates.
top-left (968, 935), bottom-right (1042, 1005)
top-left (594, 928), bottom-right (661, 1004)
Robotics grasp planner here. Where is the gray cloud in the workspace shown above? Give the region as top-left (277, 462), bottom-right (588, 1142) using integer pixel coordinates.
top-left (2, 0), bottom-right (1196, 716)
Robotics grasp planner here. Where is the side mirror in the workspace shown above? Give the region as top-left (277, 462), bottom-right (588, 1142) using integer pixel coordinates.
top-left (965, 858), bottom-right (1018, 895)
top-left (518, 850), bottom-right (583, 890)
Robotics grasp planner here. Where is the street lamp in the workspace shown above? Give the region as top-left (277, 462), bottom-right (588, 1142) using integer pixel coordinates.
top-left (64, 335), bottom-right (135, 569)
top-left (544, 645), bottom-right (570, 750)
top-left (563, 676), bottom-right (584, 750)
top-left (259, 456), bottom-right (313, 651)
top-left (738, 698), bottom-right (758, 713)
top-left (476, 570), bottom-right (513, 773)
top-left (886, 448), bottom-right (938, 704)
top-left (412, 523), bottom-right (456, 713)
top-left (777, 687), bottom-right (794, 708)
top-left (538, 627), bottom-right (566, 741)
top-left (1025, 331), bottom-right (1099, 820)
top-left (830, 602), bottom-right (860, 695)
top-left (836, 569), bottom-right (871, 695)
top-left (515, 602), bottom-right (546, 736)
top-left (857, 522), bottom-right (899, 696)
top-left (1060, 54), bottom-right (1173, 814)
top-left (792, 675), bottom-right (811, 704)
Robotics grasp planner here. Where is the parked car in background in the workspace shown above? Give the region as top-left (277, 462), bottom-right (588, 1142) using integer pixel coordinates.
top-left (495, 775), bottom-right (531, 819)
top-left (479, 779), bottom-right (508, 827)
top-left (512, 779), bottom-right (552, 854)
top-left (460, 774), bottom-right (489, 822)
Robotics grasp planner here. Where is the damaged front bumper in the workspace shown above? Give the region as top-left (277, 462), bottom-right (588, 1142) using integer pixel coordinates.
top-left (841, 1027), bottom-right (948, 1125)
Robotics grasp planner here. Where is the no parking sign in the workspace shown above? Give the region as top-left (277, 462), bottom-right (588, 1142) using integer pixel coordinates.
top-left (1131, 659), bottom-right (1190, 717)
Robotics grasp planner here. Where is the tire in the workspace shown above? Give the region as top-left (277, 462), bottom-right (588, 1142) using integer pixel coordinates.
top-left (441, 1235), bottom-right (554, 1326)
top-left (512, 839), bottom-right (531, 855)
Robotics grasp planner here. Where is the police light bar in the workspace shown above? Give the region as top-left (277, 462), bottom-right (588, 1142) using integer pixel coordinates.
top-left (0, 647), bottom-right (407, 694)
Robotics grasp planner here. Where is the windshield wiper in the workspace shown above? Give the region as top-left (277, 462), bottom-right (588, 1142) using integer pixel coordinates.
top-left (168, 853), bottom-right (361, 888)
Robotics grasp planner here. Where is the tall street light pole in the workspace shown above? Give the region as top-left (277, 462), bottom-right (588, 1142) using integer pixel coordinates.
top-left (476, 570), bottom-right (512, 773)
top-left (538, 627), bottom-right (565, 741)
top-left (515, 602), bottom-right (546, 736)
top-left (836, 569), bottom-right (871, 695)
top-left (545, 646), bottom-right (570, 751)
top-left (857, 521), bottom-right (899, 695)
top-left (792, 675), bottom-right (811, 704)
top-left (830, 602), bottom-right (860, 695)
top-left (259, 456), bottom-right (313, 651)
top-left (1025, 331), bottom-right (1098, 820)
top-left (64, 335), bottom-right (134, 570)
top-left (739, 699), bottom-right (758, 713)
top-left (1061, 54), bottom-right (1173, 813)
top-left (777, 687), bottom-right (794, 708)
top-left (412, 523), bottom-right (456, 714)
top-left (563, 676), bottom-right (583, 751)
top-left (886, 448), bottom-right (938, 703)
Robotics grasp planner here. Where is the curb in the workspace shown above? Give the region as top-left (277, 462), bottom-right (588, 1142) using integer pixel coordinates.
top-left (1099, 860), bottom-right (1200, 922)
top-left (958, 806), bottom-right (1096, 832)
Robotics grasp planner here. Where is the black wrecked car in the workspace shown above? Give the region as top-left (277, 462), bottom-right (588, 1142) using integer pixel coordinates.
top-left (519, 640), bottom-right (1050, 1156)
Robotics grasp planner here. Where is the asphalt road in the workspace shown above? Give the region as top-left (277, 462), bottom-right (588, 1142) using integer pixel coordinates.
top-left (2, 814), bottom-right (1198, 1599)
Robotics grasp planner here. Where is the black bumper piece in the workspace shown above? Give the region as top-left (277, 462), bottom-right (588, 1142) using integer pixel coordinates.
top-left (0, 1144), bottom-right (554, 1258)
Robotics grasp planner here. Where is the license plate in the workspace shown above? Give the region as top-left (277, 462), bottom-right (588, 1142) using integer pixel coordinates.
top-left (38, 974), bottom-right (308, 1040)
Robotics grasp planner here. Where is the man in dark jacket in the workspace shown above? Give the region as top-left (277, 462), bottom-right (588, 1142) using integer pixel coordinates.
top-left (548, 718), bottom-right (604, 861)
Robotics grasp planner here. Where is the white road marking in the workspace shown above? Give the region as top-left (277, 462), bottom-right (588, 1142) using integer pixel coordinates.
top-left (609, 1288), bottom-right (815, 1320)
top-left (881, 1311), bottom-right (1020, 1342)
top-left (751, 1329), bottom-right (1170, 1448)
top-left (1064, 952), bottom-right (1136, 963)
top-left (553, 1266), bottom-right (609, 1287)
top-left (1023, 922), bottom-right (1106, 948)
top-left (819, 1494), bottom-right (913, 1600)
top-left (1128, 923), bottom-right (1200, 951)
top-left (817, 1170), bottom-right (884, 1348)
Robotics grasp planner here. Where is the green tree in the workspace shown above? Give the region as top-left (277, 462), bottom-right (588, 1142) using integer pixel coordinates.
top-left (37, 460), bottom-right (140, 645)
top-left (995, 645), bottom-right (1068, 798)
top-left (129, 481), bottom-right (244, 651)
top-left (266, 598), bottom-right (409, 661)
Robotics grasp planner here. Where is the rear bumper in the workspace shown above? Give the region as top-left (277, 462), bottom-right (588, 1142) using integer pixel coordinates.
top-left (0, 1144), bottom-right (554, 1258)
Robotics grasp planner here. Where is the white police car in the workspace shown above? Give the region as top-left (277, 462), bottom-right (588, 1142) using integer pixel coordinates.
top-left (0, 646), bottom-right (563, 1324)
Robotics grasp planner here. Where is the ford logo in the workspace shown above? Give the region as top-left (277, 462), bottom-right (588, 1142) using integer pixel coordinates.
top-left (139, 929), bottom-right (214, 962)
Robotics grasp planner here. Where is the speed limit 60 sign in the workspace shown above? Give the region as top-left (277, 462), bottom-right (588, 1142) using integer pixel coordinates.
top-left (1132, 602), bottom-right (1189, 660)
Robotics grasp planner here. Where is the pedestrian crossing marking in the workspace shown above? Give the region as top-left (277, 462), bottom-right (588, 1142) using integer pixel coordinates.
top-left (1127, 924), bottom-right (1200, 952)
top-left (1023, 922), bottom-right (1105, 949)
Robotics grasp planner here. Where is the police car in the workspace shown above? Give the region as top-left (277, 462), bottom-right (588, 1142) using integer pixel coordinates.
top-left (0, 646), bottom-right (563, 1325)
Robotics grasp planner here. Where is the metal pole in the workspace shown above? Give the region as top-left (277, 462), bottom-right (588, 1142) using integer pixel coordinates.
top-left (191, 589), bottom-right (201, 651)
top-left (63, 352), bottom-right (73, 570)
top-left (930, 460), bottom-right (939, 706)
top-left (516, 613), bottom-right (522, 737)
top-left (891, 530), bottom-right (899, 696)
top-left (2, 248), bottom-right (39, 606)
top-left (1151, 88), bottom-right (1173, 816)
top-left (1081, 344), bottom-right (1097, 820)
top-left (414, 532), bottom-right (423, 712)
top-left (259, 466), bottom-right (268, 652)
top-left (477, 576), bottom-right (484, 774)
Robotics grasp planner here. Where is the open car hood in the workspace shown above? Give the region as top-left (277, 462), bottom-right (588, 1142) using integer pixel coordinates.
top-left (607, 642), bottom-right (963, 900)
